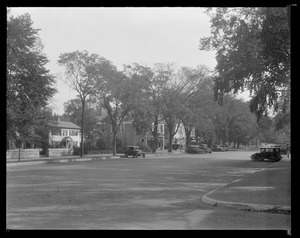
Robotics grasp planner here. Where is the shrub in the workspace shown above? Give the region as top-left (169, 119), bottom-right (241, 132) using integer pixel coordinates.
top-left (137, 142), bottom-right (152, 152)
top-left (96, 138), bottom-right (106, 150)
top-left (172, 144), bottom-right (180, 150)
top-left (73, 146), bottom-right (88, 155)
top-left (116, 147), bottom-right (125, 153)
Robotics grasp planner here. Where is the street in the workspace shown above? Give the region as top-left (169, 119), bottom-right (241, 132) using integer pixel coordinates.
top-left (6, 151), bottom-right (291, 230)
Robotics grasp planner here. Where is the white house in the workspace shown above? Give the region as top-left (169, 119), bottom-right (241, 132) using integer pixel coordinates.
top-left (49, 118), bottom-right (81, 148)
top-left (173, 123), bottom-right (196, 146)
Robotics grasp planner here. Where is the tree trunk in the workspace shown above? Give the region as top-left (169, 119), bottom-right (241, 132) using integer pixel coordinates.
top-left (80, 98), bottom-right (85, 157)
top-left (167, 120), bottom-right (175, 153)
top-left (168, 135), bottom-right (173, 152)
top-left (152, 116), bottom-right (158, 153)
top-left (185, 127), bottom-right (192, 148)
top-left (112, 129), bottom-right (116, 155)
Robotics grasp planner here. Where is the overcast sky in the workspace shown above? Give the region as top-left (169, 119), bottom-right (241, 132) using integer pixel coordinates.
top-left (9, 7), bottom-right (249, 115)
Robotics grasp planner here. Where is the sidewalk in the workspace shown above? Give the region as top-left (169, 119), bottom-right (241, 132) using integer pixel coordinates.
top-left (6, 149), bottom-right (185, 167)
top-left (202, 157), bottom-right (291, 214)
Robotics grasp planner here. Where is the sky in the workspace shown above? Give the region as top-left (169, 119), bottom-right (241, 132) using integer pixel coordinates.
top-left (9, 7), bottom-right (249, 115)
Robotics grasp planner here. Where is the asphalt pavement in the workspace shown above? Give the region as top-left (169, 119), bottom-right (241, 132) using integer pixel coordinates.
top-left (7, 151), bottom-right (291, 229)
top-left (7, 150), bottom-right (291, 214)
top-left (6, 149), bottom-right (179, 166)
top-left (202, 156), bottom-right (291, 214)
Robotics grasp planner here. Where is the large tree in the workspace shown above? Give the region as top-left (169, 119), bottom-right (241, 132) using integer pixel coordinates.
top-left (226, 100), bottom-right (257, 148)
top-left (125, 63), bottom-right (168, 153)
top-left (208, 94), bottom-right (257, 147)
top-left (159, 64), bottom-right (205, 152)
top-left (63, 98), bottom-right (100, 150)
top-left (178, 66), bottom-right (215, 148)
top-left (58, 50), bottom-right (113, 156)
top-left (7, 11), bottom-right (57, 148)
top-left (99, 69), bottom-right (138, 155)
top-left (199, 7), bottom-right (290, 123)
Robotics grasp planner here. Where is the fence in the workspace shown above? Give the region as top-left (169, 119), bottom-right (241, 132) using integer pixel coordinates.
top-left (87, 150), bottom-right (113, 154)
top-left (6, 149), bottom-right (40, 160)
top-left (47, 148), bottom-right (73, 157)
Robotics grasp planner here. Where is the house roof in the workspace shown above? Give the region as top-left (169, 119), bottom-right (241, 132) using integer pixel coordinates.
top-left (95, 114), bottom-right (107, 123)
top-left (50, 120), bottom-right (81, 129)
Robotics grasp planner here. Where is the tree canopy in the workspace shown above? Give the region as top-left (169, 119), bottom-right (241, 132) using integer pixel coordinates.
top-left (125, 63), bottom-right (170, 152)
top-left (199, 7), bottom-right (290, 123)
top-left (58, 50), bottom-right (115, 156)
top-left (63, 98), bottom-right (101, 149)
top-left (7, 12), bottom-right (57, 144)
top-left (99, 69), bottom-right (139, 155)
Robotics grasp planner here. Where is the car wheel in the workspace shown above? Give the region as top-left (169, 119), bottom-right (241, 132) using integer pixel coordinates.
top-left (269, 156), bottom-right (276, 162)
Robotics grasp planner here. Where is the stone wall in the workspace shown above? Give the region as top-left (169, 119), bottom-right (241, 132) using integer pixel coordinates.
top-left (6, 149), bottom-right (40, 160)
top-left (87, 150), bottom-right (113, 154)
top-left (47, 148), bottom-right (73, 157)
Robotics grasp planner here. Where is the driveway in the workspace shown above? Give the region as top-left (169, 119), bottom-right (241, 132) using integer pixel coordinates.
top-left (6, 151), bottom-right (291, 229)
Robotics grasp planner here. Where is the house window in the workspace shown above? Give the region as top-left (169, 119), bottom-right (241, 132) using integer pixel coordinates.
top-left (62, 130), bottom-right (68, 136)
top-left (160, 124), bottom-right (164, 134)
top-left (70, 130), bottom-right (79, 136)
top-left (179, 126), bottom-right (184, 136)
top-left (118, 123), bottom-right (125, 133)
top-left (51, 129), bottom-right (60, 136)
top-left (121, 123), bottom-right (125, 133)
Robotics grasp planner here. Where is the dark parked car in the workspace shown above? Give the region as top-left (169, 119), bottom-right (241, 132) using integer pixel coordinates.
top-left (186, 145), bottom-right (209, 154)
top-left (124, 145), bottom-right (145, 158)
top-left (277, 144), bottom-right (288, 155)
top-left (212, 145), bottom-right (224, 152)
top-left (199, 144), bottom-right (212, 153)
top-left (250, 146), bottom-right (282, 162)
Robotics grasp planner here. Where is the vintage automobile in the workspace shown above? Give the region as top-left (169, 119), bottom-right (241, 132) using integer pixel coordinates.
top-left (124, 145), bottom-right (145, 158)
top-left (250, 146), bottom-right (282, 162)
top-left (186, 145), bottom-right (210, 154)
top-left (212, 145), bottom-right (224, 152)
top-left (199, 144), bottom-right (212, 153)
top-left (277, 144), bottom-right (288, 155)
top-left (186, 145), bottom-right (202, 154)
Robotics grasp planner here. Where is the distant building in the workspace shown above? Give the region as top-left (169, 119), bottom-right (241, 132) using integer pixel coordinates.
top-left (96, 108), bottom-right (165, 149)
top-left (173, 123), bottom-right (196, 146)
top-left (6, 117), bottom-right (81, 150)
top-left (49, 118), bottom-right (81, 149)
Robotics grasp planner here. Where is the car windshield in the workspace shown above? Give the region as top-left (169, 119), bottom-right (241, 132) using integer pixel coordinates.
top-left (127, 146), bottom-right (139, 149)
top-left (260, 148), bottom-right (276, 152)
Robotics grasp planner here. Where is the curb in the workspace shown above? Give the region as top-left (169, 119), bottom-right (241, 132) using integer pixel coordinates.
top-left (201, 169), bottom-right (291, 214)
top-left (201, 192), bottom-right (291, 213)
top-left (6, 152), bottom-right (185, 167)
top-left (6, 156), bottom-right (121, 167)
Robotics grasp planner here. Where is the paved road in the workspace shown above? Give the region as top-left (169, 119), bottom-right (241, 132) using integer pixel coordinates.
top-left (6, 151), bottom-right (291, 230)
